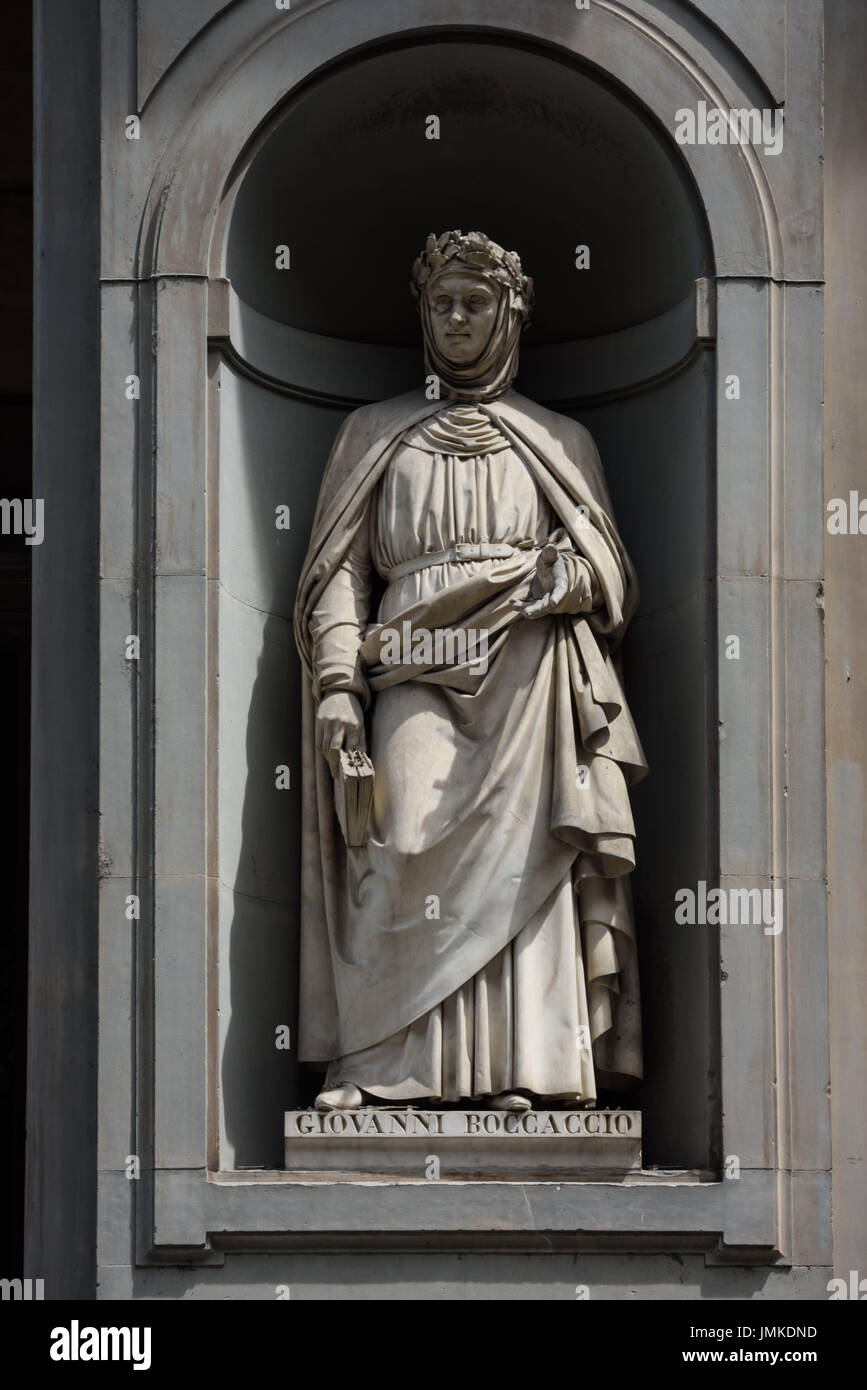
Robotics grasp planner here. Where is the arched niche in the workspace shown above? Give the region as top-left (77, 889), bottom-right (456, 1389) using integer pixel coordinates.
top-left (212, 32), bottom-right (716, 1171)
top-left (132, 0), bottom-right (814, 1265)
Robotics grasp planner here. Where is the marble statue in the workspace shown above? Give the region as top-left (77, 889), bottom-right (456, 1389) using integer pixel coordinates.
top-left (294, 231), bottom-right (647, 1113)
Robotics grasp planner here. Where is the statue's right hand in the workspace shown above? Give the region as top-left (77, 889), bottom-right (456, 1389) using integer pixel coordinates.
top-left (316, 691), bottom-right (365, 778)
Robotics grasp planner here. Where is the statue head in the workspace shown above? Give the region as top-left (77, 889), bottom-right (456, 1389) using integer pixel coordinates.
top-left (410, 231), bottom-right (534, 401)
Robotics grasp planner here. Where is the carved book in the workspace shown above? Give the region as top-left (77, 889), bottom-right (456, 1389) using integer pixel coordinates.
top-left (334, 748), bottom-right (375, 847)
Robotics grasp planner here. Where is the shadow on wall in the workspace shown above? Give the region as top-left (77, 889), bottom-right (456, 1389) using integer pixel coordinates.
top-left (576, 354), bottom-right (718, 1169)
top-left (219, 376), bottom-right (345, 1169)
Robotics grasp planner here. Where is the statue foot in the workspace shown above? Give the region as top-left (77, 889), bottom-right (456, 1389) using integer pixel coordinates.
top-left (314, 1082), bottom-right (363, 1110)
top-left (489, 1091), bottom-right (533, 1112)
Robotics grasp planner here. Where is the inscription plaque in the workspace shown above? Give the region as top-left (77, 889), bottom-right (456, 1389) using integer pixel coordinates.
top-left (284, 1108), bottom-right (642, 1178)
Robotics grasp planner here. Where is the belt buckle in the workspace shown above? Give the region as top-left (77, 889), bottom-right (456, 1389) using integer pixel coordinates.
top-left (455, 542), bottom-right (480, 562)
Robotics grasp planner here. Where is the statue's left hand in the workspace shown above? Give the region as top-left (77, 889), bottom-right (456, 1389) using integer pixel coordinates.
top-left (512, 544), bottom-right (569, 619)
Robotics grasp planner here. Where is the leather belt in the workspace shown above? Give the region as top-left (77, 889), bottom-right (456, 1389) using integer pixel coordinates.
top-left (386, 542), bottom-right (534, 583)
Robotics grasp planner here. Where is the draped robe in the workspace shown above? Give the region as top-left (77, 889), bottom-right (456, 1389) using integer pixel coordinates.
top-left (294, 386), bottom-right (647, 1101)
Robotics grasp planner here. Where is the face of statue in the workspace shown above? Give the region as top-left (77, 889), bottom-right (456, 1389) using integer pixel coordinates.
top-left (426, 270), bottom-right (500, 365)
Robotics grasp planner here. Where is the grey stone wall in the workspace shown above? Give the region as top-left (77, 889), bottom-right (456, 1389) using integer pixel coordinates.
top-left (26, 0), bottom-right (865, 1299)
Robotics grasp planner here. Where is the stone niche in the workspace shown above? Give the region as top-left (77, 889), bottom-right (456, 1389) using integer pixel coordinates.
top-left (214, 35), bottom-right (717, 1176)
top-left (99, 0), bottom-right (826, 1268)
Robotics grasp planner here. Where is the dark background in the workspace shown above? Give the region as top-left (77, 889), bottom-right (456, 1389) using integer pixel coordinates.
top-left (0, 1), bottom-right (32, 1279)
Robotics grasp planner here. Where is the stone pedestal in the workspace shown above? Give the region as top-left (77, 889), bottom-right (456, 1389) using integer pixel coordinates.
top-left (284, 1108), bottom-right (642, 1179)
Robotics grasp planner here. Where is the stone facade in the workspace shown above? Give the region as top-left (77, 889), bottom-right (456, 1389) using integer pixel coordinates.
top-left (26, 0), bottom-right (866, 1299)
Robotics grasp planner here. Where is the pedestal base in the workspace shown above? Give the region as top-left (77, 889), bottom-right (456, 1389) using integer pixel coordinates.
top-left (283, 1108), bottom-right (642, 1179)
